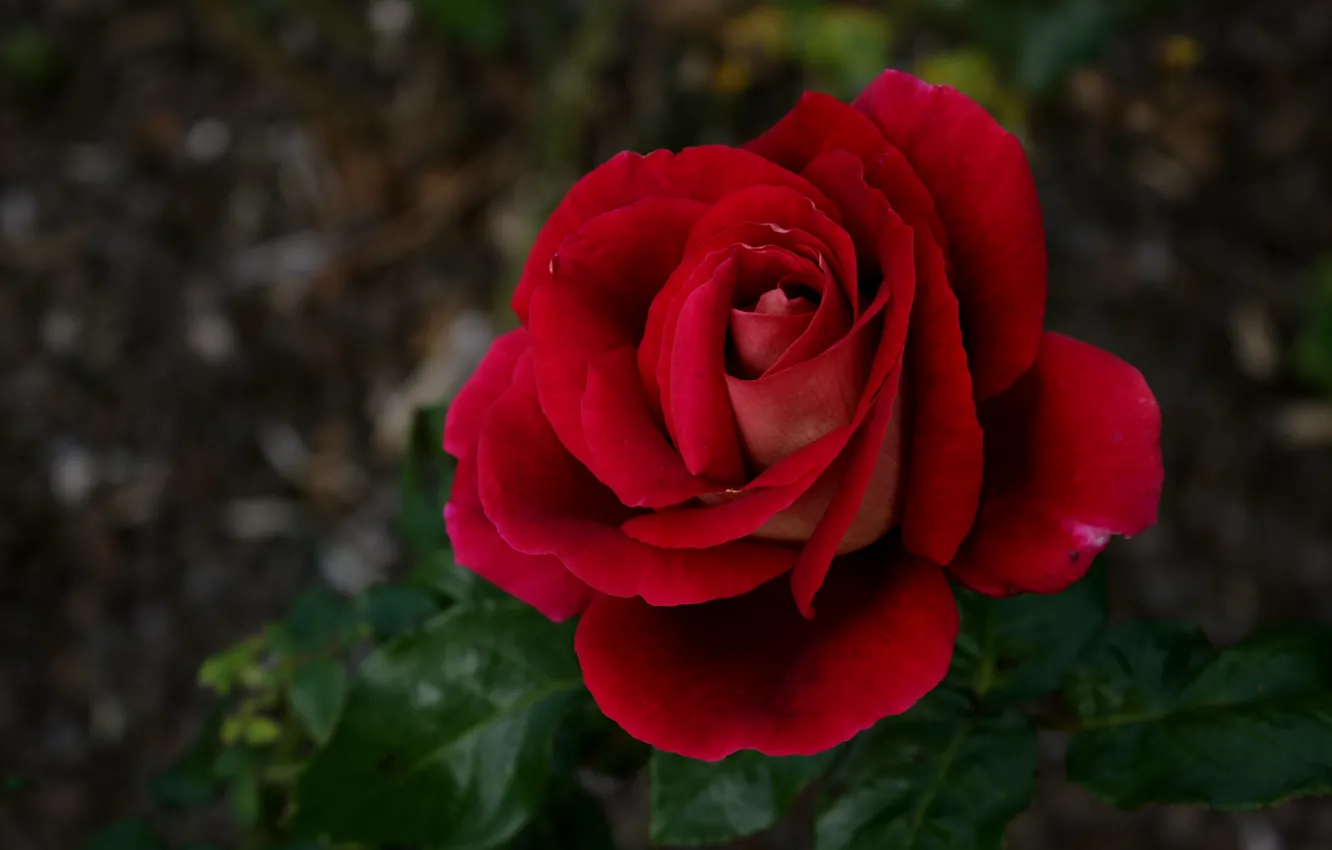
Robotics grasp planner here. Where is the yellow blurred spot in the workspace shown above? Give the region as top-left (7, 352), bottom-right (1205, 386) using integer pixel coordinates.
top-left (713, 56), bottom-right (753, 94)
top-left (723, 6), bottom-right (790, 57)
top-left (1162, 35), bottom-right (1200, 71)
top-left (915, 49), bottom-right (1028, 135)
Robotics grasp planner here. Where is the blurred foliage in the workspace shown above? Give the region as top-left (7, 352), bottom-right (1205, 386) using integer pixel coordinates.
top-left (412, 0), bottom-right (509, 51)
top-left (2, 26), bottom-right (65, 98)
top-left (914, 47), bottom-right (1027, 134)
top-left (1296, 259), bottom-right (1332, 396)
top-left (919, 0), bottom-right (1175, 96)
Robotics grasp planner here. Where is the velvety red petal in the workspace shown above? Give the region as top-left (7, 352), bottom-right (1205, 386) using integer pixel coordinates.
top-left (899, 231), bottom-right (984, 566)
top-left (581, 347), bottom-right (714, 508)
top-left (443, 328), bottom-right (531, 461)
top-left (512, 144), bottom-right (835, 324)
top-left (787, 377), bottom-right (906, 617)
top-left (478, 353), bottom-right (795, 605)
top-left (575, 550), bottom-right (958, 759)
top-left (727, 310), bottom-right (876, 468)
top-left (748, 91), bottom-right (949, 256)
top-left (853, 70), bottom-right (1046, 399)
top-left (619, 428), bottom-right (850, 549)
top-left (513, 150), bottom-right (680, 323)
top-left (684, 185), bottom-right (860, 314)
top-left (529, 198), bottom-right (705, 464)
top-left (444, 459), bottom-right (592, 622)
top-left (729, 308), bottom-right (814, 378)
top-left (949, 333), bottom-right (1163, 595)
top-left (669, 262), bottom-right (747, 483)
top-left (753, 390), bottom-right (904, 551)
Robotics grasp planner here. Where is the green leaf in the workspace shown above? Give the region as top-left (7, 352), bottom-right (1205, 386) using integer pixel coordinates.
top-left (84, 819), bottom-right (162, 850)
top-left (230, 771), bottom-right (263, 827)
top-left (815, 690), bottom-right (1036, 850)
top-left (650, 749), bottom-right (834, 845)
top-left (356, 584), bottom-right (441, 639)
top-left (150, 705), bottom-right (226, 810)
top-left (289, 658), bottom-right (349, 745)
top-left (413, 0), bottom-right (509, 50)
top-left (277, 587), bottom-right (357, 654)
top-left (1296, 257), bottom-right (1332, 395)
top-left (1065, 621), bottom-right (1332, 809)
top-left (951, 566), bottom-right (1107, 704)
top-left (292, 601), bottom-right (582, 847)
top-left (400, 403), bottom-right (454, 556)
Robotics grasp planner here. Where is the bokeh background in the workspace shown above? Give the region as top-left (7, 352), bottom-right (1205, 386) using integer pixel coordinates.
top-left (3, 0), bottom-right (1331, 848)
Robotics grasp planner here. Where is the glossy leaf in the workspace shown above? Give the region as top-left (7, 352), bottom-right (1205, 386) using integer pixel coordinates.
top-left (84, 819), bottom-right (162, 850)
top-left (815, 689), bottom-right (1036, 850)
top-left (650, 749), bottom-right (835, 845)
top-left (400, 403), bottom-right (453, 556)
top-left (356, 584), bottom-right (440, 639)
top-left (291, 601), bottom-right (581, 847)
top-left (1066, 621), bottom-right (1332, 809)
top-left (289, 658), bottom-right (348, 745)
top-left (150, 705), bottom-right (226, 810)
top-left (951, 566), bottom-right (1107, 704)
top-left (409, 547), bottom-right (505, 605)
top-left (275, 587), bottom-right (357, 654)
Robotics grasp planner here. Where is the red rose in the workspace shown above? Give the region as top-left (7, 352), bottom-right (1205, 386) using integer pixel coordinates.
top-left (444, 70), bottom-right (1162, 760)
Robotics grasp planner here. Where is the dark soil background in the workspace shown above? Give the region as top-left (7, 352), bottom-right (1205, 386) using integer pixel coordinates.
top-left (2, 0), bottom-right (1331, 848)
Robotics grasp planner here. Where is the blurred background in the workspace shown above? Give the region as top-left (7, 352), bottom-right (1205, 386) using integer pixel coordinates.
top-left (2, 0), bottom-right (1331, 848)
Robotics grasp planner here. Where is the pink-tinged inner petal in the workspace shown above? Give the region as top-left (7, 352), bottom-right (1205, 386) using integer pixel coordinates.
top-left (727, 309), bottom-right (878, 468)
top-left (729, 309), bottom-right (815, 379)
top-left (575, 549), bottom-right (959, 760)
top-left (752, 372), bottom-right (906, 552)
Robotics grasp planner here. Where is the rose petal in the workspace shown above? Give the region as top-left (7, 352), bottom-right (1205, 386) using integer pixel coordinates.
top-left (575, 549), bottom-right (958, 759)
top-left (748, 91), bottom-right (949, 256)
top-left (669, 261), bottom-right (747, 483)
top-left (948, 333), bottom-right (1163, 595)
top-left (786, 377), bottom-right (907, 617)
top-left (684, 185), bottom-right (859, 314)
top-left (445, 458), bottom-right (592, 621)
top-left (727, 310), bottom-right (877, 468)
top-left (478, 352), bottom-right (795, 605)
top-left (752, 386), bottom-right (905, 550)
top-left (729, 308), bottom-right (814, 378)
top-left (582, 347), bottom-right (714, 508)
top-left (854, 70), bottom-right (1046, 399)
top-left (513, 145), bottom-right (839, 322)
top-left (443, 328), bottom-right (532, 461)
top-left (899, 230), bottom-right (984, 566)
top-left (530, 198), bottom-right (705, 464)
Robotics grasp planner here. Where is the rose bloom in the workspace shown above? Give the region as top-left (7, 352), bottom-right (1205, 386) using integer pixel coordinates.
top-left (443, 70), bottom-right (1162, 760)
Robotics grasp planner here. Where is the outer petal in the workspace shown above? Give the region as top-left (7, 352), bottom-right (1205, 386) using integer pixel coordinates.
top-left (513, 150), bottom-right (679, 323)
top-left (575, 550), bottom-right (958, 759)
top-left (949, 333), bottom-right (1163, 595)
top-left (478, 353), bottom-right (795, 605)
top-left (529, 198), bottom-right (706, 466)
top-left (750, 91), bottom-right (949, 256)
top-left (443, 328), bottom-right (532, 461)
top-left (444, 459), bottom-right (592, 621)
top-left (898, 231), bottom-right (983, 566)
top-left (513, 146), bottom-right (838, 322)
top-left (853, 70), bottom-right (1046, 399)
